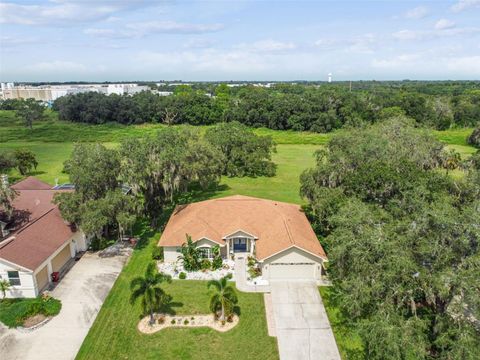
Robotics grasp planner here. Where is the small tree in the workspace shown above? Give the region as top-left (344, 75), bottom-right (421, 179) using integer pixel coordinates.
top-left (17, 98), bottom-right (44, 129)
top-left (0, 279), bottom-right (11, 300)
top-left (208, 276), bottom-right (238, 321)
top-left (13, 149), bottom-right (38, 175)
top-left (211, 245), bottom-right (223, 270)
top-left (130, 262), bottom-right (172, 325)
top-left (0, 152), bottom-right (16, 174)
top-left (178, 235), bottom-right (201, 271)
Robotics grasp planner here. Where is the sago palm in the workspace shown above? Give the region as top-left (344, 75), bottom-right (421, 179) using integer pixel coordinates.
top-left (130, 262), bottom-right (172, 324)
top-left (208, 276), bottom-right (238, 321)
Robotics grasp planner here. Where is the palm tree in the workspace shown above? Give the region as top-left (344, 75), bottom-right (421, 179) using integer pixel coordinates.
top-left (130, 262), bottom-right (172, 324)
top-left (0, 279), bottom-right (11, 300)
top-left (208, 276), bottom-right (238, 321)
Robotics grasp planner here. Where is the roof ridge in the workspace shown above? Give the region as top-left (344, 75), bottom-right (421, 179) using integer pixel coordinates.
top-left (15, 207), bottom-right (57, 235)
top-left (282, 218), bottom-right (295, 245)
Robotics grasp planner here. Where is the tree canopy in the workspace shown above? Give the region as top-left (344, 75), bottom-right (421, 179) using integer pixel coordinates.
top-left (120, 127), bottom-right (224, 220)
top-left (50, 82), bottom-right (480, 132)
top-left (205, 121), bottom-right (276, 177)
top-left (301, 118), bottom-right (480, 359)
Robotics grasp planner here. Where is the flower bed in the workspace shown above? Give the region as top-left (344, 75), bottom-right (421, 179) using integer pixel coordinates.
top-left (158, 260), bottom-right (235, 281)
top-left (138, 313), bottom-right (239, 334)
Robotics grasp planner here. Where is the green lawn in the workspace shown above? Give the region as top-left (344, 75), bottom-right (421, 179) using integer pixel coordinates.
top-left (319, 287), bottom-right (364, 360)
top-left (76, 226), bottom-right (278, 360)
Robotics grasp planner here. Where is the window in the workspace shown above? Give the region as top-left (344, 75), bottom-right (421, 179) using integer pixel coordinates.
top-left (198, 247), bottom-right (213, 259)
top-left (7, 271), bottom-right (21, 286)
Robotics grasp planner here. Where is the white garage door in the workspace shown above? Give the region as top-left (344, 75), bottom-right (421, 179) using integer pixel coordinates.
top-left (269, 262), bottom-right (316, 280)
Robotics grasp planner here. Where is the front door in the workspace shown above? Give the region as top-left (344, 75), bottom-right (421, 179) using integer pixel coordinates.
top-left (233, 238), bottom-right (247, 252)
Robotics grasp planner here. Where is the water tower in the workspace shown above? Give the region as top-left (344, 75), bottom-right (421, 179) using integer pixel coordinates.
top-left (328, 73), bottom-right (332, 83)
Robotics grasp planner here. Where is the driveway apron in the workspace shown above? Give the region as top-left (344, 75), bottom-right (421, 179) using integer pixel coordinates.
top-left (270, 281), bottom-right (341, 360)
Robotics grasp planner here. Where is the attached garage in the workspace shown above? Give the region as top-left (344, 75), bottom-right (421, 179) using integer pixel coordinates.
top-left (35, 265), bottom-right (49, 291)
top-left (51, 244), bottom-right (72, 272)
top-left (261, 247), bottom-right (324, 281)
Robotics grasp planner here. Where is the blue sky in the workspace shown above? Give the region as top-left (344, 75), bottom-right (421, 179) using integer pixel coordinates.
top-left (1, 0), bottom-right (479, 81)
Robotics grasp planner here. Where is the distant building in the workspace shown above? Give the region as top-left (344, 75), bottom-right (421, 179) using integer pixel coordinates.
top-left (1, 83), bottom-right (149, 101)
top-left (328, 73), bottom-right (332, 83)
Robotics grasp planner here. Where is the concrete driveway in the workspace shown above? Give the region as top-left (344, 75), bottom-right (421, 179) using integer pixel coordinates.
top-left (0, 249), bottom-right (130, 360)
top-left (270, 281), bottom-right (341, 360)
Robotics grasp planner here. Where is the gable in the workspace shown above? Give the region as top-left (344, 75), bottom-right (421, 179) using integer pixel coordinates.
top-left (223, 230), bottom-right (257, 239)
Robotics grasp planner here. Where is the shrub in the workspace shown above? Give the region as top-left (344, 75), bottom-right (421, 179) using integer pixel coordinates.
top-left (201, 259), bottom-right (211, 271)
top-left (225, 273), bottom-right (233, 280)
top-left (171, 319), bottom-right (176, 325)
top-left (248, 267), bottom-right (261, 279)
top-left (152, 247), bottom-right (163, 261)
top-left (247, 256), bottom-right (256, 267)
top-left (0, 297), bottom-right (62, 328)
top-left (211, 245), bottom-right (223, 270)
top-left (158, 315), bottom-right (165, 324)
top-left (179, 272), bottom-right (187, 280)
top-left (183, 319), bottom-right (189, 325)
top-left (42, 298), bottom-right (62, 317)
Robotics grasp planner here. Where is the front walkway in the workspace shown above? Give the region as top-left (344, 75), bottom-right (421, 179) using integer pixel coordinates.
top-left (270, 281), bottom-right (341, 360)
top-left (0, 249), bottom-right (130, 360)
top-left (234, 254), bottom-right (270, 292)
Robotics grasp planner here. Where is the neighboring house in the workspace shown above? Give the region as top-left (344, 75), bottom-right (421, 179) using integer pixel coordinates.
top-left (159, 195), bottom-right (328, 281)
top-left (0, 177), bottom-right (89, 298)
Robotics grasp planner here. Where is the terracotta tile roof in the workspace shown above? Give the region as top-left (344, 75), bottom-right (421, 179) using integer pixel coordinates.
top-left (0, 178), bottom-right (76, 271)
top-left (10, 177), bottom-right (52, 190)
top-left (158, 195), bottom-right (327, 261)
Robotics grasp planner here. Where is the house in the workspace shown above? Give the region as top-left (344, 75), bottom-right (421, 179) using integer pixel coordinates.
top-left (0, 177), bottom-right (89, 298)
top-left (158, 195), bottom-right (327, 281)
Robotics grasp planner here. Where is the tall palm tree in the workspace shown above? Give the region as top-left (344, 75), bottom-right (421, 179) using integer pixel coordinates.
top-left (130, 262), bottom-right (172, 324)
top-left (208, 276), bottom-right (238, 321)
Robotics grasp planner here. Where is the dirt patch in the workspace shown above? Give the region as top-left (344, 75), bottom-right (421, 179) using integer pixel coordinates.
top-left (138, 313), bottom-right (239, 334)
top-left (22, 314), bottom-right (47, 328)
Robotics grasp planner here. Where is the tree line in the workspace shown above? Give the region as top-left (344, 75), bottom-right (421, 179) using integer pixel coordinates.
top-left (301, 118), bottom-right (480, 359)
top-left (41, 83), bottom-right (480, 132)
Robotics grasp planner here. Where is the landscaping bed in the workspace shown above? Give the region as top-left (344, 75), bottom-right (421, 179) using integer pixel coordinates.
top-left (138, 313), bottom-right (239, 334)
top-left (0, 296), bottom-right (62, 328)
top-left (158, 259), bottom-right (235, 280)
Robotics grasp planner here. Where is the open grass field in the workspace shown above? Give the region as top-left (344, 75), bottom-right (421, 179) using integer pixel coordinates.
top-left (76, 225), bottom-right (278, 360)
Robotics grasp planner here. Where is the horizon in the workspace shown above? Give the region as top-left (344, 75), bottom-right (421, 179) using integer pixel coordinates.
top-left (1, 0), bottom-right (480, 82)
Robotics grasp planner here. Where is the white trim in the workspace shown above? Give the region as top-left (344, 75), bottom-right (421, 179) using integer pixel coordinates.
top-left (222, 229), bottom-right (258, 240)
top-left (259, 245), bottom-right (327, 263)
top-left (193, 237), bottom-right (225, 246)
top-left (0, 257), bottom-right (33, 272)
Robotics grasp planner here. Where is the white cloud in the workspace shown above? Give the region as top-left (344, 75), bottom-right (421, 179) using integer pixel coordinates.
top-left (234, 40), bottom-right (296, 53)
top-left (372, 54), bottom-right (421, 69)
top-left (393, 26), bottom-right (480, 41)
top-left (0, 1), bottom-right (153, 26)
top-left (434, 19), bottom-right (456, 30)
top-left (405, 6), bottom-right (429, 19)
top-left (126, 21), bottom-right (224, 36)
top-left (314, 34), bottom-right (379, 54)
top-left (84, 21), bottom-right (224, 39)
top-left (1, 36), bottom-right (38, 47)
top-left (451, 0), bottom-right (480, 12)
